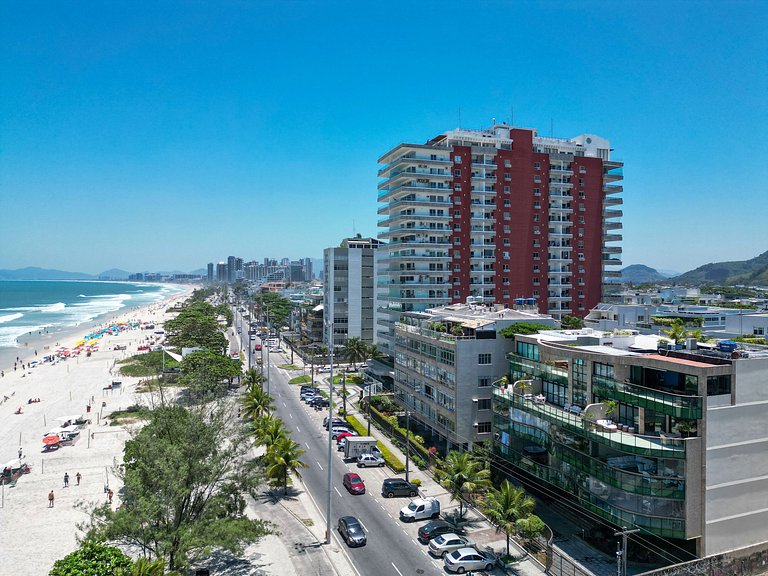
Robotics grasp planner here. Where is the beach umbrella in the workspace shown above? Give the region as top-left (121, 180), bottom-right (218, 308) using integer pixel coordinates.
top-left (42, 435), bottom-right (61, 445)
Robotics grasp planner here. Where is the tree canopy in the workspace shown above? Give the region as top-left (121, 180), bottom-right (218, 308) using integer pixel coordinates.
top-left (255, 292), bottom-right (293, 329)
top-left (49, 541), bottom-right (133, 576)
top-left (499, 322), bottom-right (557, 337)
top-left (164, 302), bottom-right (228, 354)
top-left (179, 349), bottom-right (242, 402)
top-left (83, 404), bottom-right (272, 572)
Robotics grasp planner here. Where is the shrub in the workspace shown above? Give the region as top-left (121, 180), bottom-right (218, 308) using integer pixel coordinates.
top-left (411, 478), bottom-right (422, 487)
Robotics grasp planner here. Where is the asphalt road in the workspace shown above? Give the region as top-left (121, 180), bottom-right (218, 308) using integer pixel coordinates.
top-left (264, 348), bottom-right (447, 576)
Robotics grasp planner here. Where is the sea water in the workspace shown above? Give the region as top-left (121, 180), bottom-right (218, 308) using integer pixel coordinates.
top-left (0, 280), bottom-right (185, 355)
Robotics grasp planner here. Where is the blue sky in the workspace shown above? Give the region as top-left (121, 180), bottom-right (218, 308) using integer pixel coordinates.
top-left (1, 1), bottom-right (766, 275)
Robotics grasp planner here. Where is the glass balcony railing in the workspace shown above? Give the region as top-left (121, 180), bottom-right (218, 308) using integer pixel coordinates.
top-left (592, 376), bottom-right (702, 420)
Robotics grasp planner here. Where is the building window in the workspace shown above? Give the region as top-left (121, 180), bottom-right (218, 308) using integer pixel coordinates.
top-left (504, 185), bottom-right (510, 193)
top-left (503, 199), bottom-right (511, 207)
top-left (504, 160), bottom-right (511, 168)
top-left (454, 237), bottom-right (461, 244)
top-left (533, 201), bottom-right (541, 209)
top-left (579, 178), bottom-right (584, 186)
top-left (534, 175), bottom-right (541, 183)
top-left (533, 226), bottom-right (540, 235)
top-left (454, 223), bottom-right (461, 230)
top-left (578, 253), bottom-right (585, 261)
top-left (454, 169), bottom-right (462, 176)
top-left (454, 184), bottom-right (462, 191)
top-left (502, 290), bottom-right (509, 298)
top-left (579, 203), bottom-right (586, 211)
top-left (707, 375), bottom-right (732, 396)
top-left (454, 156), bottom-right (462, 163)
top-left (503, 212), bottom-right (511, 220)
top-left (503, 238), bottom-right (510, 246)
top-left (578, 215), bottom-right (585, 223)
top-left (454, 290), bottom-right (460, 298)
top-left (502, 264), bottom-right (510, 272)
top-left (504, 172), bottom-right (511, 181)
top-left (533, 214), bottom-right (539, 222)
top-left (579, 166), bottom-right (586, 174)
top-left (578, 240), bottom-right (584, 248)
top-left (502, 277), bottom-right (510, 285)
top-left (478, 353), bottom-right (492, 365)
top-left (533, 265), bottom-right (540, 272)
top-left (534, 162), bottom-right (541, 170)
top-left (533, 188), bottom-right (541, 196)
top-left (454, 264), bottom-right (460, 271)
top-left (503, 225), bottom-right (510, 233)
top-left (533, 239), bottom-right (540, 247)
top-left (578, 290), bottom-right (584, 298)
top-left (477, 399), bottom-right (492, 410)
top-left (532, 290), bottom-right (539, 296)
top-left (453, 277), bottom-right (460, 284)
top-left (453, 250), bottom-right (460, 257)
top-left (533, 252), bottom-right (540, 259)
top-left (478, 377), bottom-right (490, 387)
top-left (533, 278), bottom-right (540, 285)
top-left (476, 422), bottom-right (492, 434)
top-left (502, 251), bottom-right (510, 260)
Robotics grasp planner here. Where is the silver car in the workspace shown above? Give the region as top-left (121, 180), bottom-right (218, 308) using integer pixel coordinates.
top-left (428, 533), bottom-right (476, 558)
top-left (357, 453), bottom-right (385, 468)
top-left (444, 547), bottom-right (497, 573)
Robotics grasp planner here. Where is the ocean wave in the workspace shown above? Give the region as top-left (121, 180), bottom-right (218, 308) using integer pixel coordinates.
top-left (0, 312), bottom-right (24, 324)
top-left (79, 294), bottom-right (87, 297)
top-left (39, 302), bottom-right (66, 313)
top-left (0, 324), bottom-right (47, 348)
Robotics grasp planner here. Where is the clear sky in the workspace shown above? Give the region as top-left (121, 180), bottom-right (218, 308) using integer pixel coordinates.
top-left (1, 1), bottom-right (766, 275)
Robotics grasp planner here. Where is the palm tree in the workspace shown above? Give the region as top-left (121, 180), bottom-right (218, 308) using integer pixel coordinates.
top-left (342, 337), bottom-right (367, 370)
top-left (663, 319), bottom-right (688, 344)
top-left (243, 368), bottom-right (265, 390)
top-left (436, 451), bottom-right (491, 520)
top-left (482, 479), bottom-right (535, 558)
top-left (264, 436), bottom-right (308, 494)
top-left (115, 558), bottom-right (181, 576)
top-left (251, 414), bottom-right (288, 448)
top-left (241, 386), bottom-right (274, 421)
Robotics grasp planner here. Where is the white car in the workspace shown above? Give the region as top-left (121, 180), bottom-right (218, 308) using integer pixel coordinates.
top-left (444, 547), bottom-right (497, 573)
top-left (428, 533), bottom-right (476, 558)
top-left (357, 453), bottom-right (385, 468)
top-left (332, 428), bottom-right (358, 440)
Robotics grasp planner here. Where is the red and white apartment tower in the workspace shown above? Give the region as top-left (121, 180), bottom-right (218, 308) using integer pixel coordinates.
top-left (376, 124), bottom-right (623, 354)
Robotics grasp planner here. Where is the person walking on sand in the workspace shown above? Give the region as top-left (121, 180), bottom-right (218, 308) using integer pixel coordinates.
top-left (76, 472), bottom-right (81, 486)
top-left (18, 447), bottom-right (22, 459)
top-left (48, 490), bottom-right (55, 507)
top-left (107, 488), bottom-right (114, 504)
top-left (63, 472), bottom-right (69, 487)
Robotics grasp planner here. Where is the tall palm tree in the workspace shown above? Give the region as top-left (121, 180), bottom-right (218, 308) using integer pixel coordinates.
top-left (243, 368), bottom-right (265, 390)
top-left (251, 414), bottom-right (288, 448)
top-left (482, 479), bottom-right (535, 557)
top-left (342, 337), bottom-right (367, 370)
top-left (436, 451), bottom-right (491, 520)
top-left (241, 386), bottom-right (274, 421)
top-left (264, 436), bottom-right (308, 494)
top-left (663, 319), bottom-right (688, 344)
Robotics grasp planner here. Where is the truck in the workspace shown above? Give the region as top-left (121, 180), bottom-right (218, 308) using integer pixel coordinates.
top-left (343, 436), bottom-right (379, 460)
top-left (399, 497), bottom-right (441, 522)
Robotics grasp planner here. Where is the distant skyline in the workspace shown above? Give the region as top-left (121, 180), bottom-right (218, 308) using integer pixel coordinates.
top-left (2, 1), bottom-right (766, 275)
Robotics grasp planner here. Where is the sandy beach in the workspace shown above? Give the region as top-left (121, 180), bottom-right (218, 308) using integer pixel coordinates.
top-left (0, 287), bottom-right (193, 575)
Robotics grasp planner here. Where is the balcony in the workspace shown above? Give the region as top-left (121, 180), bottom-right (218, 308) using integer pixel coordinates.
top-left (386, 239), bottom-right (451, 250)
top-left (494, 390), bottom-right (687, 458)
top-left (604, 220), bottom-right (623, 230)
top-left (603, 184), bottom-right (623, 195)
top-left (378, 154), bottom-right (451, 177)
top-left (592, 377), bottom-right (702, 420)
top-left (602, 257), bottom-right (623, 267)
top-left (603, 196), bottom-right (623, 206)
top-left (378, 197), bottom-right (452, 215)
top-left (603, 209), bottom-right (623, 219)
top-left (603, 233), bottom-right (623, 242)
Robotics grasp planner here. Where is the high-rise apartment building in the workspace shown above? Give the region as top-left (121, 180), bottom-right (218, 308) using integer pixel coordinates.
top-left (216, 262), bottom-right (227, 282)
top-left (207, 262), bottom-right (214, 282)
top-left (377, 124), bottom-right (623, 355)
top-left (323, 235), bottom-right (383, 348)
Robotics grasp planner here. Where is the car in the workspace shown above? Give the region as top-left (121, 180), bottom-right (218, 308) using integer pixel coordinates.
top-left (301, 392), bottom-right (320, 403)
top-left (342, 472), bottom-right (366, 495)
top-left (417, 520), bottom-right (455, 544)
top-left (254, 343), bottom-right (262, 351)
top-left (381, 478), bottom-right (419, 498)
top-left (301, 385), bottom-right (317, 393)
top-left (428, 533), bottom-right (476, 558)
top-left (337, 437), bottom-right (347, 451)
top-left (443, 547), bottom-right (497, 573)
top-left (332, 427), bottom-right (357, 440)
top-left (357, 453), bottom-right (385, 468)
top-left (324, 419), bottom-right (350, 430)
top-left (335, 431), bottom-right (354, 444)
top-left (309, 396), bottom-right (330, 408)
top-left (323, 416), bottom-right (345, 428)
top-left (337, 516), bottom-right (366, 547)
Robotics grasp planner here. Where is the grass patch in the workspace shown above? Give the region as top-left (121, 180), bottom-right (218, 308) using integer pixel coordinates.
top-left (344, 415), bottom-right (405, 473)
top-left (135, 378), bottom-right (185, 393)
top-left (117, 350), bottom-right (179, 377)
top-left (289, 375), bottom-right (312, 384)
top-left (333, 374), bottom-right (362, 384)
top-left (109, 404), bottom-right (151, 425)
top-left (278, 364), bottom-right (301, 370)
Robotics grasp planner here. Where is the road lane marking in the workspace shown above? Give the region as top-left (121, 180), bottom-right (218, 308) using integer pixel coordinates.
top-left (334, 487), bottom-right (342, 497)
top-left (283, 401), bottom-right (287, 407)
top-left (289, 413), bottom-right (293, 419)
top-left (358, 519), bottom-right (368, 533)
top-left (316, 461), bottom-right (323, 470)
top-left (305, 442), bottom-right (310, 450)
top-left (296, 426), bottom-right (300, 433)
top-left (391, 563), bottom-right (404, 576)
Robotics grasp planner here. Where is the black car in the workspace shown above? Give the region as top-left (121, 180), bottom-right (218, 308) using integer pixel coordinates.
top-left (309, 396), bottom-right (330, 408)
top-left (418, 520), bottom-right (455, 544)
top-left (381, 478), bottom-right (419, 498)
top-left (338, 515), bottom-right (367, 547)
top-left (300, 385), bottom-right (317, 393)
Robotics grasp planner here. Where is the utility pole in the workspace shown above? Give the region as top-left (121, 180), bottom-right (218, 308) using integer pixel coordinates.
top-left (405, 404), bottom-right (411, 483)
top-left (325, 321), bottom-right (334, 544)
top-left (614, 527), bottom-right (639, 576)
top-left (367, 383), bottom-right (372, 436)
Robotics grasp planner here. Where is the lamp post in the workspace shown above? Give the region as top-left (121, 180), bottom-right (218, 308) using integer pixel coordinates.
top-left (324, 319), bottom-right (334, 544)
top-left (404, 403), bottom-right (411, 483)
top-left (367, 383), bottom-right (372, 436)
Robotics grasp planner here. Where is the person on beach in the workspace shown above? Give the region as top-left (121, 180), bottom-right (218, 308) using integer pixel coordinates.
top-left (76, 472), bottom-right (81, 486)
top-left (107, 489), bottom-right (114, 504)
top-left (18, 447), bottom-right (22, 459)
top-left (63, 472), bottom-right (69, 487)
top-left (48, 491), bottom-right (55, 507)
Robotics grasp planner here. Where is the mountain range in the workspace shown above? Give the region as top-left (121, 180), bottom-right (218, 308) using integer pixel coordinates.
top-left (672, 249), bottom-right (768, 286)
top-left (0, 267), bottom-right (203, 281)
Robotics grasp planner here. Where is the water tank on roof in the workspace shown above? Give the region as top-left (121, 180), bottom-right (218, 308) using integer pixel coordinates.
top-left (719, 340), bottom-right (738, 353)
top-left (526, 298), bottom-right (537, 306)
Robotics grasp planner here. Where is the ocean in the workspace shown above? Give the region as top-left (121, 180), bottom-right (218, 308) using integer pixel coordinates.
top-left (0, 281), bottom-right (187, 367)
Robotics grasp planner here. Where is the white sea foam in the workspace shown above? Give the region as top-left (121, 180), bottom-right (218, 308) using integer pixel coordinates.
top-left (0, 313), bottom-right (24, 324)
top-left (39, 302), bottom-right (66, 313)
top-left (67, 294), bottom-right (131, 324)
top-left (0, 324), bottom-right (47, 348)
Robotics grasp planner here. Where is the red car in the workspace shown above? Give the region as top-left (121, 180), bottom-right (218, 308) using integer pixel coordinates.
top-left (137, 345), bottom-right (150, 351)
top-left (254, 343), bottom-right (262, 351)
top-left (342, 472), bottom-right (366, 495)
top-left (335, 431), bottom-right (354, 444)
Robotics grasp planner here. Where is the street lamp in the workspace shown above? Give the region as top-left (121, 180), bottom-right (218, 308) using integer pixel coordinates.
top-left (404, 400), bottom-right (411, 483)
top-left (324, 319), bottom-right (334, 545)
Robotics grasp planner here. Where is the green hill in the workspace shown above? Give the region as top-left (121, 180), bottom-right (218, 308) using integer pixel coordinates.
top-left (673, 250), bottom-right (768, 286)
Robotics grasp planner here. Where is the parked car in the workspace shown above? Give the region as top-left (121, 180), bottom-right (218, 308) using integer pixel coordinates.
top-left (443, 547), bottom-right (497, 573)
top-left (337, 516), bottom-right (366, 547)
top-left (254, 343), bottom-right (262, 351)
top-left (309, 396), bottom-right (330, 408)
top-left (399, 497), bottom-right (440, 522)
top-left (337, 437), bottom-right (348, 452)
top-left (428, 533), bottom-right (475, 558)
top-left (381, 478), bottom-right (418, 498)
top-left (357, 453), bottom-right (385, 468)
top-left (332, 427), bottom-right (358, 440)
top-left (323, 416), bottom-right (345, 428)
top-left (325, 420), bottom-right (352, 431)
top-left (342, 472), bottom-right (366, 495)
top-left (417, 520), bottom-right (455, 544)
top-left (335, 431), bottom-right (355, 444)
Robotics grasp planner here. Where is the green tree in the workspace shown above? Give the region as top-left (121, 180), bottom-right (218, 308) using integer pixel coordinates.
top-left (560, 315), bottom-right (585, 329)
top-left (255, 292), bottom-right (293, 330)
top-left (83, 404), bottom-right (272, 572)
top-left (243, 368), bottom-right (266, 390)
top-left (516, 514), bottom-right (546, 545)
top-left (436, 451), bottom-right (491, 520)
top-left (663, 319), bottom-right (688, 344)
top-left (179, 349), bottom-right (242, 402)
top-left (251, 414), bottom-right (288, 448)
top-left (50, 541), bottom-right (133, 576)
top-left (482, 480), bottom-right (535, 558)
top-left (164, 302), bottom-right (228, 354)
top-left (499, 323), bottom-right (557, 337)
top-left (342, 336), bottom-right (368, 369)
top-left (264, 436), bottom-right (308, 494)
top-left (242, 386), bottom-right (274, 421)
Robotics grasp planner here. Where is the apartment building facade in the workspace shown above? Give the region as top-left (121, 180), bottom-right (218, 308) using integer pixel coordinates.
top-left (394, 302), bottom-right (557, 450)
top-left (323, 235), bottom-right (383, 348)
top-left (376, 124), bottom-right (623, 355)
top-left (493, 329), bottom-right (768, 560)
